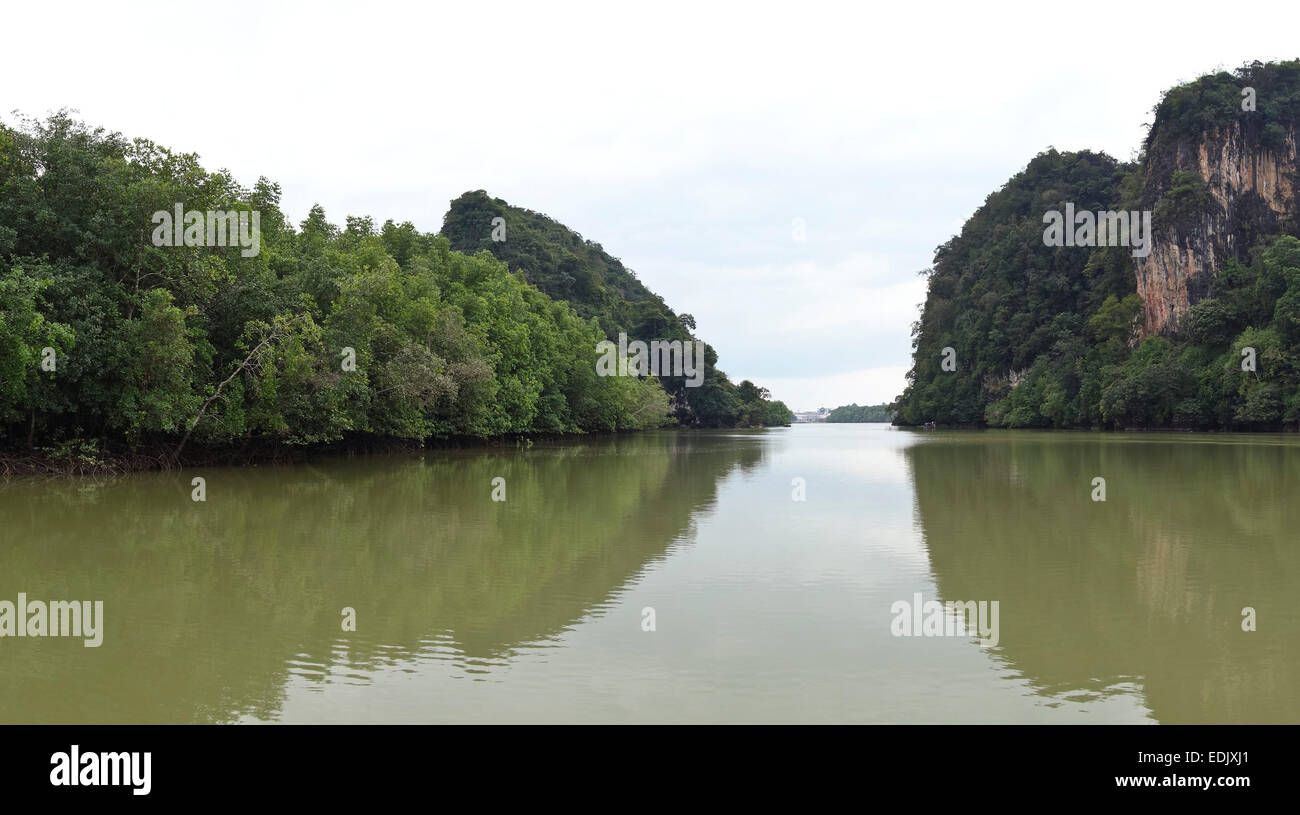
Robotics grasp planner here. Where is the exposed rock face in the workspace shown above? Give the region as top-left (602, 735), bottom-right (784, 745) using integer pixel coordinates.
top-left (1136, 122), bottom-right (1298, 336)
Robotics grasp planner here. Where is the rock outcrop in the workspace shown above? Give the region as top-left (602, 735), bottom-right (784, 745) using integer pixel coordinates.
top-left (1136, 121), bottom-right (1298, 336)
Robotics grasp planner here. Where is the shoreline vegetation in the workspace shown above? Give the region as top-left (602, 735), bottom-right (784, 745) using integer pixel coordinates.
top-left (825, 403), bottom-right (892, 423)
top-left (0, 114), bottom-right (792, 477)
top-left (894, 60), bottom-right (1300, 432)
top-left (0, 427), bottom-right (752, 479)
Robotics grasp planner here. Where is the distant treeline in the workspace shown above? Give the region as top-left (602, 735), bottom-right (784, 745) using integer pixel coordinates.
top-left (826, 403), bottom-right (892, 422)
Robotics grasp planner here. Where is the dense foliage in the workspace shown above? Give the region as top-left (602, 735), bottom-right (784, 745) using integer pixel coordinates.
top-left (826, 403), bottom-right (892, 422)
top-left (1147, 60), bottom-right (1300, 154)
top-left (895, 148), bottom-right (1135, 426)
top-left (441, 191), bottom-right (791, 427)
top-left (0, 113), bottom-right (784, 462)
top-left (896, 61), bottom-right (1300, 430)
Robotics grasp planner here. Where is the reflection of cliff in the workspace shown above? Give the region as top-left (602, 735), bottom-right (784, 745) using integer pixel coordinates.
top-left (0, 432), bottom-right (763, 723)
top-left (905, 434), bottom-right (1300, 723)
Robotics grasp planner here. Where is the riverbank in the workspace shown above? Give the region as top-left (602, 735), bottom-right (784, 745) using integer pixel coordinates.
top-left (0, 436), bottom-right (417, 478)
top-left (0, 425), bottom-right (788, 479)
top-left (890, 420), bottom-right (1300, 432)
top-left (0, 433), bottom-right (570, 479)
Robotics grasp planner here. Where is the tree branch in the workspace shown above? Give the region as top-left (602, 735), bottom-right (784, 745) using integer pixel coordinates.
top-left (173, 329), bottom-right (282, 461)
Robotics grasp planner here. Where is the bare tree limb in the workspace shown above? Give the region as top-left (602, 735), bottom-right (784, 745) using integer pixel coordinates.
top-left (173, 328), bottom-right (282, 462)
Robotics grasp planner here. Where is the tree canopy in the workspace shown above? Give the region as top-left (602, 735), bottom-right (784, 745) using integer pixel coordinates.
top-left (441, 191), bottom-right (791, 428)
top-left (0, 113), bottom-right (788, 465)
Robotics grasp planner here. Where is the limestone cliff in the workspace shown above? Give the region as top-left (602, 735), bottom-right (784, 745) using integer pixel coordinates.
top-left (1136, 119), bottom-right (1299, 336)
top-left (895, 61), bottom-right (1300, 429)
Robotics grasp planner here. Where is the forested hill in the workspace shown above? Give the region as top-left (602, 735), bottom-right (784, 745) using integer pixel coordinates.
top-left (0, 114), bottom-right (789, 470)
top-left (896, 60), bottom-right (1300, 430)
top-left (441, 191), bottom-right (688, 339)
top-left (826, 403), bottom-right (892, 422)
top-left (442, 190), bottom-right (791, 428)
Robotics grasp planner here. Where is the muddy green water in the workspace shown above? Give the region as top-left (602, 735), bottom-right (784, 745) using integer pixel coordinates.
top-left (0, 425), bottom-right (1294, 723)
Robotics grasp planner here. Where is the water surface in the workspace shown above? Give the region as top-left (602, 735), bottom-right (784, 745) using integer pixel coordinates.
top-left (1, 425), bottom-right (1294, 723)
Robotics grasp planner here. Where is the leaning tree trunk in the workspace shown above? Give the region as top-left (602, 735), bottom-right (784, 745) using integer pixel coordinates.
top-left (173, 331), bottom-right (280, 463)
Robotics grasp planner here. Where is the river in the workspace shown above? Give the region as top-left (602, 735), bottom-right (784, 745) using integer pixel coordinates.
top-left (1, 424), bottom-right (1294, 723)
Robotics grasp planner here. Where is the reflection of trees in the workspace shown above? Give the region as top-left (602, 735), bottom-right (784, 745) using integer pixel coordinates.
top-left (0, 432), bottom-right (763, 723)
top-left (905, 433), bottom-right (1300, 723)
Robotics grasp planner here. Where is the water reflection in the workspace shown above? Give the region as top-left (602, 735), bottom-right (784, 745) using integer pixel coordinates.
top-left (0, 432), bottom-right (765, 723)
top-left (905, 432), bottom-right (1300, 723)
top-left (5, 426), bottom-right (1295, 723)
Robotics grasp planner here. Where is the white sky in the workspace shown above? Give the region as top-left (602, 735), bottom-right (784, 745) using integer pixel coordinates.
top-left (4, 0), bottom-right (1298, 410)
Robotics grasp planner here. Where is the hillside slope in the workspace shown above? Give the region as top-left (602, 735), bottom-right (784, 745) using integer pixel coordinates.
top-left (442, 190), bottom-right (791, 427)
top-left (897, 60), bottom-right (1300, 430)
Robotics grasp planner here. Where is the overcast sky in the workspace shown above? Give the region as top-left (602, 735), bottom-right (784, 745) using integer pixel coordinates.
top-left (5, 1), bottom-right (1298, 410)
